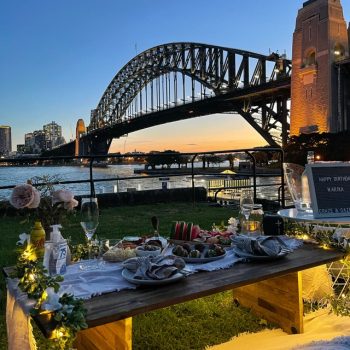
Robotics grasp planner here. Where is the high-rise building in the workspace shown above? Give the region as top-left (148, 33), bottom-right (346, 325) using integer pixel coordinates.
top-left (43, 121), bottom-right (65, 148)
top-left (17, 144), bottom-right (25, 154)
top-left (24, 133), bottom-right (34, 153)
top-left (0, 125), bottom-right (12, 155)
top-left (32, 130), bottom-right (46, 153)
top-left (24, 131), bottom-right (46, 154)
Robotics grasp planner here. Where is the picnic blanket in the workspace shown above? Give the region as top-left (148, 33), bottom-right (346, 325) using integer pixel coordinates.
top-left (207, 307), bottom-right (350, 350)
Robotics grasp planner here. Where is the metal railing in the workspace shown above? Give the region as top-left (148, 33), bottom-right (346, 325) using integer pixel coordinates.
top-left (0, 147), bottom-right (285, 206)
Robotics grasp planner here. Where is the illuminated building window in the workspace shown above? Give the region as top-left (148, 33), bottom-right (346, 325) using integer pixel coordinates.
top-left (334, 43), bottom-right (345, 60)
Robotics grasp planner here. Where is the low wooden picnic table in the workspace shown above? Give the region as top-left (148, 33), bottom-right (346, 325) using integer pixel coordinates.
top-left (4, 243), bottom-right (344, 350)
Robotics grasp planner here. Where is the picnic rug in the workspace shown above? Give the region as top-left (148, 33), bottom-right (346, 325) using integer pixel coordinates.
top-left (207, 307), bottom-right (350, 350)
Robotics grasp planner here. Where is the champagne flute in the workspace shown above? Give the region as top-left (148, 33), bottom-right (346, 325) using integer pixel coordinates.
top-left (240, 190), bottom-right (254, 220)
top-left (80, 197), bottom-right (99, 259)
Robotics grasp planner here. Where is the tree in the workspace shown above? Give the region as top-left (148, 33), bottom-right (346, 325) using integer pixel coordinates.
top-left (284, 131), bottom-right (350, 165)
top-left (175, 154), bottom-right (190, 168)
top-left (226, 154), bottom-right (235, 169)
top-left (145, 150), bottom-right (180, 169)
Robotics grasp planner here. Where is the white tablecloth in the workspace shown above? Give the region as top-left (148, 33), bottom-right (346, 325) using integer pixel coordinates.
top-left (6, 235), bottom-right (303, 349)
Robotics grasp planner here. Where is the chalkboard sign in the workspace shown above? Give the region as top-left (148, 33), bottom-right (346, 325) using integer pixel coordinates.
top-left (306, 163), bottom-right (350, 218)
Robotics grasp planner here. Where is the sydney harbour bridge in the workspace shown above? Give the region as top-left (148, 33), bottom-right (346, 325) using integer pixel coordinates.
top-left (46, 42), bottom-right (292, 156)
top-left (45, 0), bottom-right (350, 157)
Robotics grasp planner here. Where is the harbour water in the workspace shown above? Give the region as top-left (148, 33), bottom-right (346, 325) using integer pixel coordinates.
top-left (0, 163), bottom-right (281, 201)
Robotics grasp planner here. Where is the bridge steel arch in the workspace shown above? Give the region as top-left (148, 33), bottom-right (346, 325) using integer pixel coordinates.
top-left (45, 43), bottom-right (291, 157)
top-left (88, 43), bottom-right (291, 150)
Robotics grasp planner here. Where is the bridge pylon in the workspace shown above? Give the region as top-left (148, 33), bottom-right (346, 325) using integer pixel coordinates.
top-left (75, 118), bottom-right (87, 156)
top-left (290, 0), bottom-right (350, 135)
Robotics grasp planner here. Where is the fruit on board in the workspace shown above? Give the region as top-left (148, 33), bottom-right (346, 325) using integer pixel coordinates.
top-left (194, 243), bottom-right (205, 252)
top-left (172, 245), bottom-right (188, 257)
top-left (191, 225), bottom-right (201, 240)
top-left (170, 221), bottom-right (201, 241)
top-left (206, 249), bottom-right (217, 258)
top-left (186, 222), bottom-right (193, 241)
top-left (189, 249), bottom-right (201, 258)
top-left (181, 243), bottom-right (192, 253)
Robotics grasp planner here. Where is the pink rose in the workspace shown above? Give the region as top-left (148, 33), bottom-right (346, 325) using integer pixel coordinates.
top-left (52, 190), bottom-right (78, 211)
top-left (52, 190), bottom-right (74, 204)
top-left (10, 184), bottom-right (41, 209)
top-left (64, 198), bottom-right (79, 211)
top-left (29, 188), bottom-right (41, 208)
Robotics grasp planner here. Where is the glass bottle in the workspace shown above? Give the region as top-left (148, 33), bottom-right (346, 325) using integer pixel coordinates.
top-left (301, 151), bottom-right (314, 211)
top-left (30, 221), bottom-right (46, 258)
top-left (249, 204), bottom-right (264, 235)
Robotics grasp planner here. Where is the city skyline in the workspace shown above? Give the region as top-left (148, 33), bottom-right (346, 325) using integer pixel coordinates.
top-left (1, 0), bottom-right (349, 153)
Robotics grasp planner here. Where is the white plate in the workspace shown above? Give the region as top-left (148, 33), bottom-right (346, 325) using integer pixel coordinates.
top-left (121, 268), bottom-right (185, 285)
top-left (232, 247), bottom-right (289, 261)
top-left (123, 236), bottom-right (142, 242)
top-left (182, 251), bottom-right (227, 264)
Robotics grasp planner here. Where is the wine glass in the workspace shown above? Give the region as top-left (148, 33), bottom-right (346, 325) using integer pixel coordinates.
top-left (80, 197), bottom-right (99, 259)
top-left (240, 190), bottom-right (254, 220)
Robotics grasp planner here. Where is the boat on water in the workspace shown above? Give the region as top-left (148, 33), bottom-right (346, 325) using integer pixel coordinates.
top-left (92, 161), bottom-right (108, 168)
top-left (81, 161), bottom-right (108, 168)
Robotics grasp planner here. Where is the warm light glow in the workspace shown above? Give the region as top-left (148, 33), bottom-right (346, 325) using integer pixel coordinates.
top-left (315, 155), bottom-right (321, 160)
top-left (242, 220), bottom-right (260, 232)
top-left (53, 326), bottom-right (67, 339)
top-left (28, 273), bottom-right (36, 281)
top-left (321, 244), bottom-right (330, 250)
top-left (302, 234), bottom-right (309, 240)
top-left (41, 290), bottom-right (48, 301)
top-left (334, 50), bottom-right (341, 55)
top-left (22, 245), bottom-right (37, 262)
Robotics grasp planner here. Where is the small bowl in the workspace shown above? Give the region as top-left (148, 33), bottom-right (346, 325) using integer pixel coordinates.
top-left (135, 245), bottom-right (161, 257)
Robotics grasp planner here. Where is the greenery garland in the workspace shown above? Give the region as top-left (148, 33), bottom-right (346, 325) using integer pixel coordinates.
top-left (14, 242), bottom-right (88, 350)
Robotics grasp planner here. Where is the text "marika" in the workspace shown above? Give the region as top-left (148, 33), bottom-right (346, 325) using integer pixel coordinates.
top-left (327, 187), bottom-right (344, 192)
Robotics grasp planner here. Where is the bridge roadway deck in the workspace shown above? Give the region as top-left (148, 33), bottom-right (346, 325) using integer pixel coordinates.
top-left (44, 76), bottom-right (291, 157)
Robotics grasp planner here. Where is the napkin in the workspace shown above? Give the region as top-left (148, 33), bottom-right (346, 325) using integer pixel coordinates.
top-left (122, 255), bottom-right (185, 280)
top-left (232, 235), bottom-right (288, 256)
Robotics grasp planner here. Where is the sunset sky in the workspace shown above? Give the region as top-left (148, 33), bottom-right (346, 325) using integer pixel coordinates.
top-left (1, 0), bottom-right (349, 153)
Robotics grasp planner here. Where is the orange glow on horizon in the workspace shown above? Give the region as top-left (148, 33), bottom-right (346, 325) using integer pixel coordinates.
top-left (109, 137), bottom-right (266, 153)
top-left (109, 114), bottom-right (268, 154)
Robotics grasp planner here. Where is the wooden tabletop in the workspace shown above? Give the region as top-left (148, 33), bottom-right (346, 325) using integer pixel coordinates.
top-left (4, 243), bottom-right (344, 338)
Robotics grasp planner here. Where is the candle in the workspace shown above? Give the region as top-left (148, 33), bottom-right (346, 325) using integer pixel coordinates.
top-left (243, 220), bottom-right (261, 233)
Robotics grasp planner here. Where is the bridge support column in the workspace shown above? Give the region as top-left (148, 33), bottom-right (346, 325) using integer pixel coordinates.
top-left (85, 135), bottom-right (112, 156)
top-left (290, 0), bottom-right (349, 136)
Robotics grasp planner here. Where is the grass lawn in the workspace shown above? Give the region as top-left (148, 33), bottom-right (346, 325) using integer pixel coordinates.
top-left (0, 202), bottom-right (272, 349)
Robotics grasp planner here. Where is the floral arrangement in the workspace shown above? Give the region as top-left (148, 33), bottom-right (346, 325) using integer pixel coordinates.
top-left (212, 217), bottom-right (238, 234)
top-left (9, 177), bottom-right (86, 349)
top-left (10, 175), bottom-right (78, 233)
